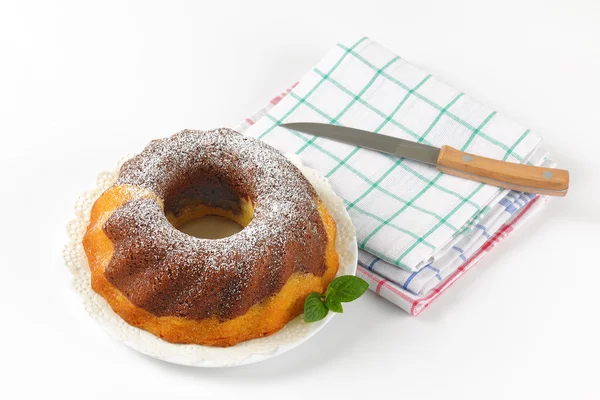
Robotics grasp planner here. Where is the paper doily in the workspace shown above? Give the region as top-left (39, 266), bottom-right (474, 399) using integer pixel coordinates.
top-left (63, 153), bottom-right (357, 367)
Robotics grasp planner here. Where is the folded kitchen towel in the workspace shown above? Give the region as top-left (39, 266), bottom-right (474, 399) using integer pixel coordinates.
top-left (242, 35), bottom-right (544, 272)
top-left (237, 89), bottom-right (551, 314)
top-left (356, 146), bottom-right (554, 296)
top-left (356, 192), bottom-right (549, 315)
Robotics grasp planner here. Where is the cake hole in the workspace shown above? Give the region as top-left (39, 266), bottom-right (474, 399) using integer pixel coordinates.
top-left (176, 215), bottom-right (243, 239)
top-left (162, 173), bottom-right (254, 238)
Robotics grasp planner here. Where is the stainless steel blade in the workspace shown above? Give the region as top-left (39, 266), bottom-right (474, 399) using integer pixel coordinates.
top-left (280, 122), bottom-right (440, 166)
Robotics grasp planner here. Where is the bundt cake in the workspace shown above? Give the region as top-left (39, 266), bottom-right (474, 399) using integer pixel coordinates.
top-left (82, 128), bottom-right (339, 347)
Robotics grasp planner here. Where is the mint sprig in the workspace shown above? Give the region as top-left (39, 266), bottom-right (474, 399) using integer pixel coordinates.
top-left (303, 275), bottom-right (369, 323)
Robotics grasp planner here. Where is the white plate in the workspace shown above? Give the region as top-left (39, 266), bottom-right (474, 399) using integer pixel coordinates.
top-left (63, 154), bottom-right (358, 367)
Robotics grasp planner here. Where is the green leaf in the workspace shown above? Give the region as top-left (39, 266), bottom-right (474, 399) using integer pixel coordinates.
top-left (326, 275), bottom-right (369, 303)
top-left (324, 297), bottom-right (344, 313)
top-left (303, 292), bottom-right (329, 323)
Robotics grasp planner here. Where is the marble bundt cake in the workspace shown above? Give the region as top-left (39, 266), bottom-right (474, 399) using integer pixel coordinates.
top-left (82, 128), bottom-right (339, 347)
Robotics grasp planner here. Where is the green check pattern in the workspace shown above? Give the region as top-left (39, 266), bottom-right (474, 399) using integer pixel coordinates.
top-left (243, 36), bottom-right (543, 271)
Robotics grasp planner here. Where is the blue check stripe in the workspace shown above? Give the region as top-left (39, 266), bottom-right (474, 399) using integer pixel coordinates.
top-left (475, 224), bottom-right (491, 238)
top-left (403, 268), bottom-right (419, 290)
top-left (452, 245), bottom-right (467, 262)
top-left (514, 197), bottom-right (523, 207)
top-left (367, 258), bottom-right (380, 271)
top-left (499, 197), bottom-right (518, 214)
top-left (424, 264), bottom-right (443, 280)
top-left (403, 263), bottom-right (441, 292)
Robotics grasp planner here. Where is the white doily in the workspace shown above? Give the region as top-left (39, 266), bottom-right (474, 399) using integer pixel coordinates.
top-left (63, 153), bottom-right (357, 367)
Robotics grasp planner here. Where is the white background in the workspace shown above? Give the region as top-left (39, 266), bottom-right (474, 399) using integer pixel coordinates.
top-left (1, 0), bottom-right (599, 399)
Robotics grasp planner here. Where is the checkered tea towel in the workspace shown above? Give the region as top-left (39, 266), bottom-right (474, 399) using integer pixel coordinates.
top-left (238, 93), bottom-right (551, 314)
top-left (242, 35), bottom-right (544, 272)
top-left (237, 39), bottom-right (555, 315)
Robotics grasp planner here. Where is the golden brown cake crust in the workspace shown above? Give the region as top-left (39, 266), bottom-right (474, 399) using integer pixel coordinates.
top-left (82, 129), bottom-right (339, 347)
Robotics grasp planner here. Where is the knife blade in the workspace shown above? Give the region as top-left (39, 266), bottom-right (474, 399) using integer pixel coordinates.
top-left (280, 122), bottom-right (569, 197)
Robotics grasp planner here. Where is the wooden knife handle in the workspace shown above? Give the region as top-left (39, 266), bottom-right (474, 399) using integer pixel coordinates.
top-left (436, 146), bottom-right (569, 197)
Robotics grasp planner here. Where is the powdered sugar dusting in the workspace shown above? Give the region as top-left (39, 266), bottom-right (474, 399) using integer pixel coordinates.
top-left (105, 129), bottom-right (330, 320)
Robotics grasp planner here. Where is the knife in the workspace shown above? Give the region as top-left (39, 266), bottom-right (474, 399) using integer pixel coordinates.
top-left (280, 122), bottom-right (569, 197)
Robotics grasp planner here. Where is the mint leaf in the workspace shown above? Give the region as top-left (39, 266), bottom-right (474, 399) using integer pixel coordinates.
top-left (327, 276), bottom-right (369, 303)
top-left (303, 292), bottom-right (329, 322)
top-left (303, 276), bottom-right (368, 323)
top-left (325, 296), bottom-right (344, 313)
